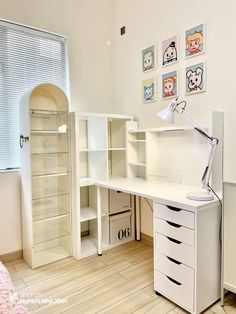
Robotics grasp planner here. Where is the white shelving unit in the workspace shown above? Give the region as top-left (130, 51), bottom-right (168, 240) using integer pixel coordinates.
top-left (126, 123), bottom-right (210, 181)
top-left (70, 112), bottom-right (134, 259)
top-left (20, 83), bottom-right (71, 269)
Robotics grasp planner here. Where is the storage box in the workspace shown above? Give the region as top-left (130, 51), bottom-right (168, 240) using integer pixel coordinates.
top-left (109, 211), bottom-right (132, 245)
top-left (109, 189), bottom-right (131, 214)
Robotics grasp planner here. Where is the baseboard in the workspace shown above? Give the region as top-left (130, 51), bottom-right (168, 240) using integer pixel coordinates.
top-left (0, 250), bottom-right (23, 263)
top-left (141, 232), bottom-right (153, 246)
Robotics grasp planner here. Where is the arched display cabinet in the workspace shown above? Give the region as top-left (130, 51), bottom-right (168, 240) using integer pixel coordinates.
top-left (19, 83), bottom-right (71, 268)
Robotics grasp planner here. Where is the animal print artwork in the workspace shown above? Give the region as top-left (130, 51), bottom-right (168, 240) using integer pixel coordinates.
top-left (162, 36), bottom-right (178, 66)
top-left (143, 78), bottom-right (156, 103)
top-left (185, 62), bottom-right (205, 94)
top-left (142, 45), bottom-right (156, 72)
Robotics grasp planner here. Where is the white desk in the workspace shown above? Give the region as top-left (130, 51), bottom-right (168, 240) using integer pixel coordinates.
top-left (94, 177), bottom-right (221, 314)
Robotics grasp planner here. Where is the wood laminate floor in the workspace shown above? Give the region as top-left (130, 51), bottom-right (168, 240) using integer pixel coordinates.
top-left (3, 240), bottom-right (236, 314)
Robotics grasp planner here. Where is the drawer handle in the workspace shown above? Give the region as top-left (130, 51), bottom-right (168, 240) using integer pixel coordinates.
top-left (167, 256), bottom-right (182, 265)
top-left (167, 236), bottom-right (182, 244)
top-left (167, 205), bottom-right (182, 212)
top-left (166, 276), bottom-right (182, 286)
top-left (117, 191), bottom-right (122, 193)
top-left (166, 221), bottom-right (181, 228)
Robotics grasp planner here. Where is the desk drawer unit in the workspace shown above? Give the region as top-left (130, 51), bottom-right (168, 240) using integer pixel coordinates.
top-left (155, 217), bottom-right (194, 246)
top-left (155, 270), bottom-right (194, 312)
top-left (155, 203), bottom-right (195, 229)
top-left (155, 232), bottom-right (195, 268)
top-left (155, 251), bottom-right (194, 289)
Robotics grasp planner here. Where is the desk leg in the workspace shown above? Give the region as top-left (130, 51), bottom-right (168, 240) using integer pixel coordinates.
top-left (97, 185), bottom-right (102, 256)
top-left (135, 195), bottom-right (141, 241)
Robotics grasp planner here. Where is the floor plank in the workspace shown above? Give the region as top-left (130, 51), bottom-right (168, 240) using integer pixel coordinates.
top-left (2, 240), bottom-right (236, 314)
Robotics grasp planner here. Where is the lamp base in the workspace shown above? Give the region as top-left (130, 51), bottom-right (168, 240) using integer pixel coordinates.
top-left (186, 190), bottom-right (214, 201)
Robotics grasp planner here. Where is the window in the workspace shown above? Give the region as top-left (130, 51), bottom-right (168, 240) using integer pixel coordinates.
top-left (0, 20), bottom-right (69, 170)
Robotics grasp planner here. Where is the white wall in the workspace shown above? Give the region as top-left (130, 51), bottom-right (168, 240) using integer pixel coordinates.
top-left (0, 0), bottom-right (115, 254)
top-left (112, 0), bottom-right (235, 127)
top-left (112, 0), bottom-right (234, 236)
top-left (0, 172), bottom-right (21, 255)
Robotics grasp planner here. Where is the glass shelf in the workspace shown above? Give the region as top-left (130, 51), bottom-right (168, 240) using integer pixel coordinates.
top-left (32, 194), bottom-right (70, 221)
top-left (33, 215), bottom-right (70, 245)
top-left (31, 133), bottom-right (69, 155)
top-left (30, 109), bottom-right (68, 115)
top-left (32, 170), bottom-right (69, 177)
top-left (33, 208), bottom-right (70, 222)
top-left (30, 110), bottom-right (68, 133)
top-left (31, 152), bottom-right (69, 156)
top-left (33, 229), bottom-right (69, 245)
top-left (33, 246), bottom-right (70, 268)
top-left (32, 190), bottom-right (69, 201)
top-left (31, 130), bottom-right (69, 135)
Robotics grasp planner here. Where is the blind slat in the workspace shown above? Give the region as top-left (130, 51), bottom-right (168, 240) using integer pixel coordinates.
top-left (0, 21), bottom-right (69, 170)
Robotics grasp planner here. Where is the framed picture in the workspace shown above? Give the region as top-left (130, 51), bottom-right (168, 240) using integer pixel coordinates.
top-left (185, 62), bottom-right (206, 94)
top-left (185, 23), bottom-right (206, 58)
top-left (142, 77), bottom-right (156, 103)
top-left (142, 45), bottom-right (156, 72)
top-left (162, 71), bottom-right (178, 99)
top-left (162, 36), bottom-right (178, 67)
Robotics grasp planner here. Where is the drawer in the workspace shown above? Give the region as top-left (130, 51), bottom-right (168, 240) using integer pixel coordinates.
top-left (155, 251), bottom-right (194, 289)
top-left (155, 218), bottom-right (194, 246)
top-left (155, 232), bottom-right (195, 268)
top-left (109, 189), bottom-right (131, 214)
top-left (154, 203), bottom-right (195, 229)
top-left (154, 270), bottom-right (194, 312)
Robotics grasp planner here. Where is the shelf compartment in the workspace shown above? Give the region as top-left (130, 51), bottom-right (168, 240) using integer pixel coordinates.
top-left (108, 119), bottom-right (126, 149)
top-left (128, 163), bottom-right (146, 179)
top-left (108, 150), bottom-right (126, 178)
top-left (31, 133), bottom-right (69, 155)
top-left (31, 152), bottom-right (69, 177)
top-left (81, 235), bottom-right (98, 257)
top-left (30, 110), bottom-right (68, 133)
top-left (32, 194), bottom-right (70, 221)
top-left (80, 185), bottom-right (97, 215)
top-left (80, 207), bottom-right (106, 222)
top-left (79, 117), bottom-right (107, 150)
top-left (79, 151), bottom-right (107, 181)
top-left (33, 215), bottom-right (70, 245)
top-left (32, 174), bottom-right (70, 200)
top-left (128, 131), bottom-right (146, 141)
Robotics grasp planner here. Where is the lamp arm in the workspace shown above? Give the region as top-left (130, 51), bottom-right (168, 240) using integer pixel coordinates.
top-left (201, 140), bottom-right (218, 190)
top-left (176, 106), bottom-right (219, 190)
top-left (178, 109), bottom-right (214, 142)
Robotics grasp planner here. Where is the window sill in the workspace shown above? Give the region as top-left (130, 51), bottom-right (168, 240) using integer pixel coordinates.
top-left (0, 169), bottom-right (20, 174)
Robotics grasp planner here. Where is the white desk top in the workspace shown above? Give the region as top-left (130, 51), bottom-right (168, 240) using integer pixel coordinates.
top-left (96, 177), bottom-right (220, 212)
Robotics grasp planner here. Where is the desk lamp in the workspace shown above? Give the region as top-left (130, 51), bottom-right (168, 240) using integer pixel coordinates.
top-left (156, 98), bottom-right (219, 201)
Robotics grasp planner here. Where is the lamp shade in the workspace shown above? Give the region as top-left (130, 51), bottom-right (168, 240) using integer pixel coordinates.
top-left (156, 106), bottom-right (175, 124)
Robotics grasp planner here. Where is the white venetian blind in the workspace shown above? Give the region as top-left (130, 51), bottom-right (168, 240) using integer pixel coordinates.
top-left (0, 20), bottom-right (69, 170)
